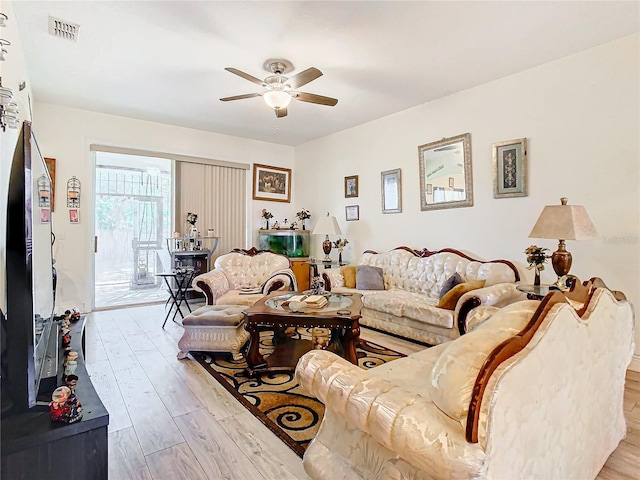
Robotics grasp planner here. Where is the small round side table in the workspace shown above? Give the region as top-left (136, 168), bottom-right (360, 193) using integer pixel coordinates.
top-left (516, 284), bottom-right (557, 300)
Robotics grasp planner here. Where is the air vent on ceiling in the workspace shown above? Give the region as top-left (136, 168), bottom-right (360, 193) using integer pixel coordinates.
top-left (48, 16), bottom-right (79, 42)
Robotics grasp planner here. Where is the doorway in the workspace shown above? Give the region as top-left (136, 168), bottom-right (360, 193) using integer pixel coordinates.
top-left (93, 152), bottom-right (172, 309)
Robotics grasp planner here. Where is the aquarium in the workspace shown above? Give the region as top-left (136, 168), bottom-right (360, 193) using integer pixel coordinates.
top-left (258, 230), bottom-right (310, 258)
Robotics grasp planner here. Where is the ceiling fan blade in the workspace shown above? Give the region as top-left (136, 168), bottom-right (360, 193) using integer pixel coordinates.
top-left (293, 92), bottom-right (338, 107)
top-left (275, 107), bottom-right (288, 118)
top-left (225, 67), bottom-right (264, 86)
top-left (220, 93), bottom-right (261, 102)
top-left (286, 67), bottom-right (322, 89)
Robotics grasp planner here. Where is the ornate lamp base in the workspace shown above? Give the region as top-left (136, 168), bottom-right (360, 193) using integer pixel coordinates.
top-left (322, 235), bottom-right (332, 262)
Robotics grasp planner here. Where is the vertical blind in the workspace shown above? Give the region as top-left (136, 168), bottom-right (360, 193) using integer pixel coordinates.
top-left (176, 162), bottom-right (246, 262)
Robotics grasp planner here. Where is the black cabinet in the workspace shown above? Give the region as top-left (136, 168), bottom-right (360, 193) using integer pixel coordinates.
top-left (1, 317), bottom-right (109, 480)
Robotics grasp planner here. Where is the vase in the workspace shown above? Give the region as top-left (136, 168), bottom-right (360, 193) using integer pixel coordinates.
top-left (534, 267), bottom-right (541, 286)
top-left (265, 220), bottom-right (269, 230)
top-left (301, 220), bottom-right (306, 230)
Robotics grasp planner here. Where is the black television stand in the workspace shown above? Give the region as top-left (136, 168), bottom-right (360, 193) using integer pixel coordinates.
top-left (1, 316), bottom-right (109, 480)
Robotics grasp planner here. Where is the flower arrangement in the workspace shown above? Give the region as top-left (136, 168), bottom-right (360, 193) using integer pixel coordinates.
top-left (186, 212), bottom-right (198, 226)
top-left (332, 238), bottom-right (349, 250)
top-left (296, 208), bottom-right (311, 221)
top-left (525, 245), bottom-right (549, 286)
top-left (261, 209), bottom-right (274, 220)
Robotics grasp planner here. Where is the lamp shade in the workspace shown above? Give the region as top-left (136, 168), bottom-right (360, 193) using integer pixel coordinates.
top-left (312, 213), bottom-right (342, 236)
top-left (263, 90), bottom-right (291, 110)
top-left (529, 197), bottom-right (596, 240)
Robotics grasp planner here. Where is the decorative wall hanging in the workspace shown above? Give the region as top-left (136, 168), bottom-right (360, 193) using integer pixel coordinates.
top-left (493, 138), bottom-right (528, 198)
top-left (37, 174), bottom-right (51, 208)
top-left (69, 209), bottom-right (79, 224)
top-left (40, 208), bottom-right (50, 224)
top-left (44, 157), bottom-right (56, 211)
top-left (345, 205), bottom-right (359, 221)
top-left (252, 164), bottom-right (291, 202)
top-left (66, 176), bottom-right (81, 208)
top-left (381, 168), bottom-right (402, 214)
top-left (344, 175), bottom-right (358, 198)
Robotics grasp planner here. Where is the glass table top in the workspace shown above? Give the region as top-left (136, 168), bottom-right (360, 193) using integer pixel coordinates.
top-left (265, 293), bottom-right (353, 314)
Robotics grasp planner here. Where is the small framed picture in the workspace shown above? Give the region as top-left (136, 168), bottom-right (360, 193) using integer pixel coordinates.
top-left (40, 208), bottom-right (50, 224)
top-left (381, 168), bottom-right (402, 214)
top-left (493, 138), bottom-right (527, 198)
top-left (449, 177), bottom-right (455, 188)
top-left (345, 205), bottom-right (359, 221)
top-left (345, 175), bottom-right (358, 198)
top-left (69, 209), bottom-right (80, 224)
top-left (252, 163), bottom-right (292, 203)
top-left (426, 184), bottom-right (433, 195)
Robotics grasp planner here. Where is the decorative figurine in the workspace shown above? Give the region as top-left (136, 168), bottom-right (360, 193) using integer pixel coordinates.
top-left (49, 386), bottom-right (83, 424)
top-left (64, 374), bottom-right (79, 394)
top-left (310, 276), bottom-right (325, 295)
top-left (70, 308), bottom-right (81, 322)
top-left (61, 332), bottom-right (72, 349)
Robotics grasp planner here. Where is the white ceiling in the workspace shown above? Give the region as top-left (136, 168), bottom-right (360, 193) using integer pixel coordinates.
top-left (11, 1), bottom-right (640, 146)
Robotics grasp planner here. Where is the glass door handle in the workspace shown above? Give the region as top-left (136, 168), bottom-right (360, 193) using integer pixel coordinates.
top-left (94, 236), bottom-right (98, 253)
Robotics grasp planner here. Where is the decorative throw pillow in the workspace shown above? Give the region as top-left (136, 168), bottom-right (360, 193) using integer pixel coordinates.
top-left (341, 265), bottom-right (357, 288)
top-left (355, 265), bottom-right (385, 290)
top-left (437, 279), bottom-right (486, 310)
top-left (440, 272), bottom-right (465, 299)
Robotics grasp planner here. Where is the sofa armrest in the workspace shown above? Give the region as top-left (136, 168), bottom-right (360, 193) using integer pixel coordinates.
top-left (322, 269), bottom-right (345, 291)
top-left (262, 268), bottom-right (298, 294)
top-left (296, 350), bottom-right (483, 473)
top-left (192, 269), bottom-right (230, 304)
top-left (455, 283), bottom-right (527, 334)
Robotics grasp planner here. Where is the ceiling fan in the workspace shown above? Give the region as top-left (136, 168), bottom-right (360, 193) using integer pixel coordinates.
top-left (220, 59), bottom-right (338, 118)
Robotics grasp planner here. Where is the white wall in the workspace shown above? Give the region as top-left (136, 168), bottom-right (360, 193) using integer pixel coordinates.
top-left (0, 0), bottom-right (34, 313)
top-left (294, 34), bottom-right (640, 359)
top-left (30, 103), bottom-right (295, 312)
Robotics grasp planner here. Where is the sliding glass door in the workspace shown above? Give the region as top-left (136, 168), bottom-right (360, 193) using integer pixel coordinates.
top-left (93, 152), bottom-right (172, 309)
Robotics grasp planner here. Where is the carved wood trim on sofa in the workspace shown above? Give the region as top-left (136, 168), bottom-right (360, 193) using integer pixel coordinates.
top-left (465, 277), bottom-right (624, 443)
top-left (230, 247), bottom-right (292, 267)
top-left (363, 246), bottom-right (521, 281)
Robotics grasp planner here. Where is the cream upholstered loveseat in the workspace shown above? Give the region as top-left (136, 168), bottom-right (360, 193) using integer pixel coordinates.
top-left (192, 248), bottom-right (297, 306)
top-left (323, 247), bottom-right (523, 345)
top-left (296, 279), bottom-right (635, 480)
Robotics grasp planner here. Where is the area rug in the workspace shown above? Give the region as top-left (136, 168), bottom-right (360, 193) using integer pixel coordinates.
top-left (192, 328), bottom-right (405, 457)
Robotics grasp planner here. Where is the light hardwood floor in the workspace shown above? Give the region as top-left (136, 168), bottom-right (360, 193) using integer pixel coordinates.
top-left (84, 303), bottom-right (640, 480)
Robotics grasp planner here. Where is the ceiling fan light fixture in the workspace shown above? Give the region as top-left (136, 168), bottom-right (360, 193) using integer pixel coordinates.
top-left (263, 90), bottom-right (291, 110)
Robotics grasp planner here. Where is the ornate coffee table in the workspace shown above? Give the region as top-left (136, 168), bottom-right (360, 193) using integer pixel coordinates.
top-left (244, 292), bottom-right (363, 376)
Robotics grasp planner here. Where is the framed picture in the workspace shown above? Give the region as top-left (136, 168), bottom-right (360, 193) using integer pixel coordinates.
top-left (344, 175), bottom-right (358, 198)
top-left (252, 163), bottom-right (291, 203)
top-left (381, 168), bottom-right (402, 214)
top-left (493, 138), bottom-right (527, 198)
top-left (69, 209), bottom-right (79, 224)
top-left (345, 205), bottom-right (359, 221)
top-left (40, 208), bottom-right (50, 224)
top-left (426, 184), bottom-right (433, 195)
top-left (449, 177), bottom-right (454, 188)
top-left (44, 157), bottom-right (56, 211)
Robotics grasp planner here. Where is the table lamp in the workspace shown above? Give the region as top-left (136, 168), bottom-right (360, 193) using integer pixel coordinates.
top-left (312, 212), bottom-right (342, 262)
top-left (528, 197), bottom-right (597, 282)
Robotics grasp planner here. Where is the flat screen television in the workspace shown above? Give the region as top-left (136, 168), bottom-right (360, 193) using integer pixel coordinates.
top-left (2, 121), bottom-right (55, 413)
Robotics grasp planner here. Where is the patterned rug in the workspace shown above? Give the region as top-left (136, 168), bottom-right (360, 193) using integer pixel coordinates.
top-left (192, 328), bottom-right (405, 457)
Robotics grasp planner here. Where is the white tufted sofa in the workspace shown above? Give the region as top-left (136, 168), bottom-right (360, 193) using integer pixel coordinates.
top-left (296, 280), bottom-right (635, 480)
top-left (323, 247), bottom-right (524, 345)
top-left (192, 248), bottom-right (297, 306)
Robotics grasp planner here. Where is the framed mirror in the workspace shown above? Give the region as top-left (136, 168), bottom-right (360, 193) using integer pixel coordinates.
top-left (418, 133), bottom-right (473, 211)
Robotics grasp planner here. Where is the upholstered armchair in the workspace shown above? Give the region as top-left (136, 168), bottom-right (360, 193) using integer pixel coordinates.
top-left (192, 248), bottom-right (297, 306)
top-left (296, 278), bottom-right (634, 480)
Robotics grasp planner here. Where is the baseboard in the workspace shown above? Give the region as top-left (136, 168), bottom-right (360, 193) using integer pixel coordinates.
top-left (629, 354), bottom-right (640, 372)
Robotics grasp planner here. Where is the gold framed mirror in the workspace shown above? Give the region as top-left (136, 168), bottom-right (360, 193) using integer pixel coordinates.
top-left (418, 133), bottom-right (473, 211)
